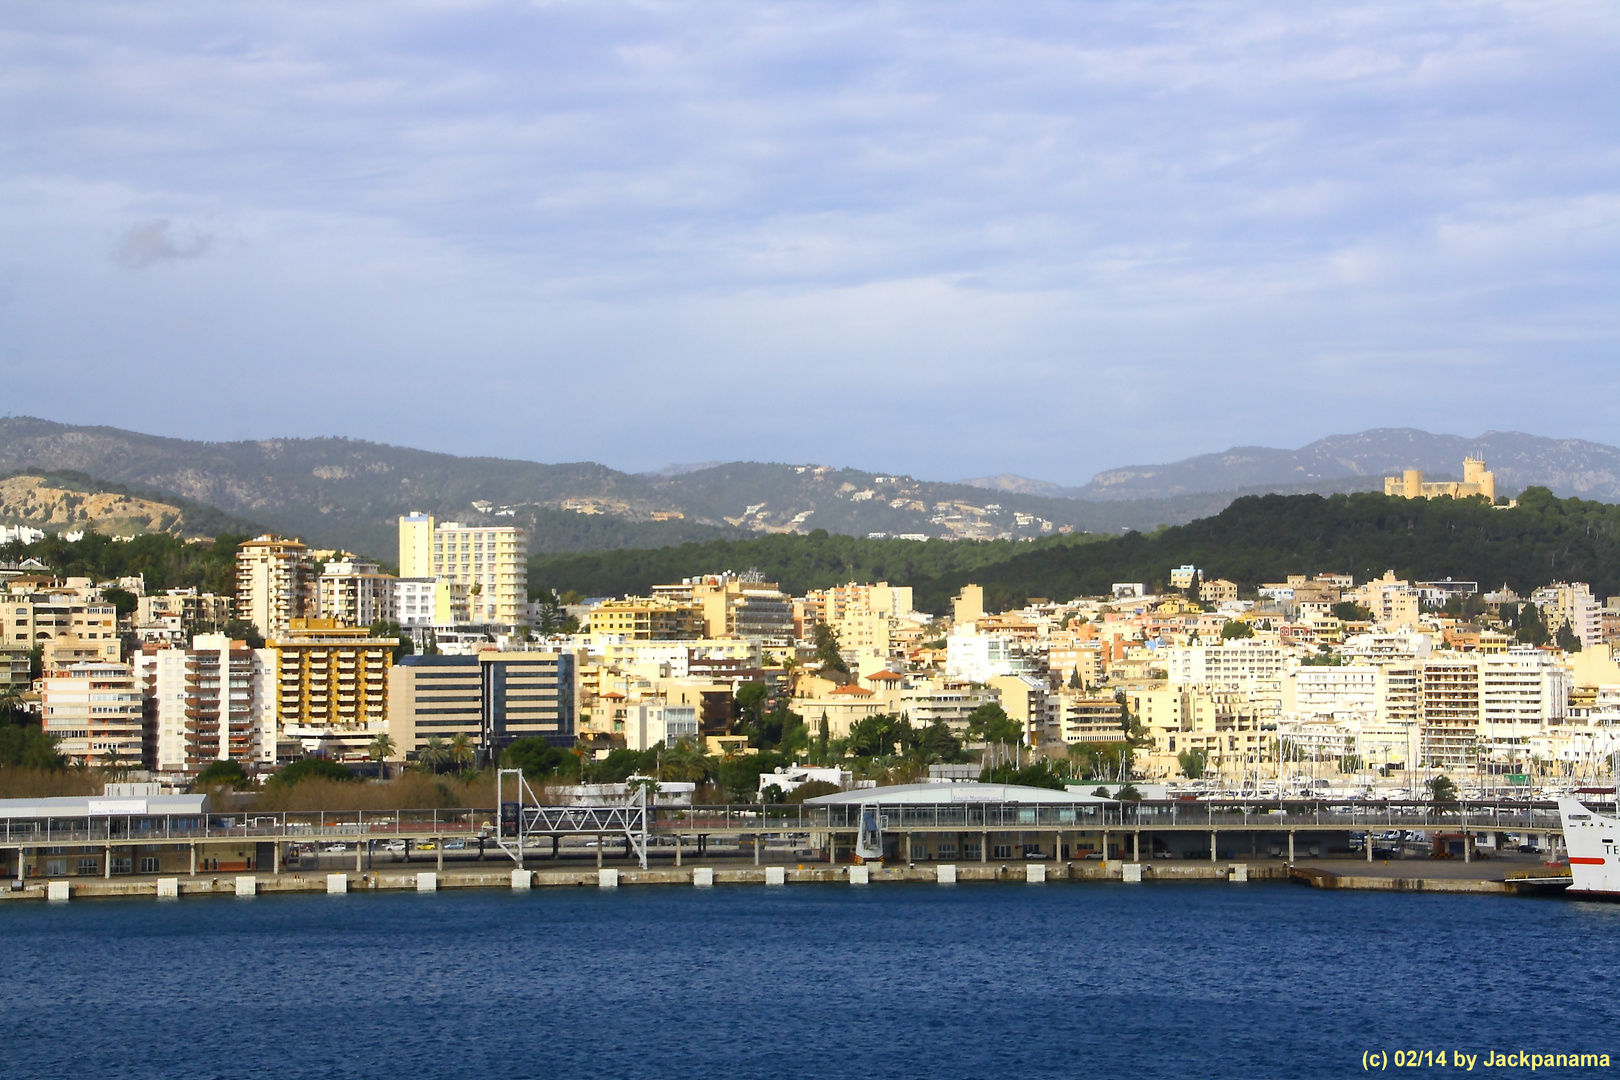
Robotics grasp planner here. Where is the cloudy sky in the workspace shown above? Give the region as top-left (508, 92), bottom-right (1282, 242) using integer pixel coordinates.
top-left (1, 1), bottom-right (1616, 484)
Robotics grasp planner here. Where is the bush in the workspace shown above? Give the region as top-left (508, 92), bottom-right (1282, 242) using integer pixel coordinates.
top-left (195, 759), bottom-right (249, 787)
top-left (270, 758), bottom-right (356, 786)
top-left (502, 737), bottom-right (569, 779)
top-left (785, 779), bottom-right (841, 804)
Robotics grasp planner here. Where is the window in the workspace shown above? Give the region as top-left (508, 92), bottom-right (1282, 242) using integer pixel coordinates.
top-left (909, 844), bottom-right (929, 861)
top-left (936, 843), bottom-right (958, 860)
top-left (140, 856), bottom-right (160, 874)
top-left (963, 843), bottom-right (981, 861)
top-left (77, 857), bottom-right (99, 876)
top-left (992, 844), bottom-right (1013, 860)
top-left (111, 857), bottom-right (133, 875)
top-left (45, 859), bottom-right (67, 876)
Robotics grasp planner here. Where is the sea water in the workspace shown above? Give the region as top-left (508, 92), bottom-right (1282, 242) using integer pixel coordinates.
top-left (3, 883), bottom-right (1617, 1078)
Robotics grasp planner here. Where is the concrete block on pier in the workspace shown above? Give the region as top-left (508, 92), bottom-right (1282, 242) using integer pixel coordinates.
top-left (417, 872), bottom-right (437, 892)
top-left (1026, 863), bottom-right (1047, 884)
top-left (1122, 863), bottom-right (1143, 883)
top-left (937, 864), bottom-right (957, 884)
top-left (235, 876), bottom-right (257, 897)
top-left (849, 864), bottom-right (870, 885)
top-left (46, 880), bottom-right (70, 902)
top-left (599, 868), bottom-right (619, 888)
top-left (692, 867), bottom-right (714, 887)
top-left (326, 874), bottom-right (348, 895)
top-left (1230, 864), bottom-right (1248, 883)
top-left (156, 878), bottom-right (179, 898)
top-left (511, 869), bottom-right (533, 890)
top-left (764, 866), bottom-right (785, 885)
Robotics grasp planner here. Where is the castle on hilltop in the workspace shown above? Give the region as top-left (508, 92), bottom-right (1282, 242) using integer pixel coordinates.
top-left (1383, 457), bottom-right (1496, 502)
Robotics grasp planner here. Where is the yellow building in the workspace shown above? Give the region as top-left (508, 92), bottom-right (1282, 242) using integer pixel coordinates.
top-left (587, 596), bottom-right (705, 639)
top-left (1383, 457), bottom-right (1496, 502)
top-left (268, 618), bottom-right (395, 759)
top-left (398, 513), bottom-right (528, 628)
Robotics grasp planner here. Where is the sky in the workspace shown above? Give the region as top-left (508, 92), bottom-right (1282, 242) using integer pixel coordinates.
top-left (1, 1), bottom-right (1616, 485)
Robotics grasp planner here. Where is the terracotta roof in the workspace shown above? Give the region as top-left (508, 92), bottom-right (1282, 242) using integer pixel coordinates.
top-left (829, 684), bottom-right (875, 696)
top-left (866, 670), bottom-right (904, 681)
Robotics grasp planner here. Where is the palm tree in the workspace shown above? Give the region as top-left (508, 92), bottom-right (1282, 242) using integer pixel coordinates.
top-left (449, 732), bottom-right (476, 771)
top-left (368, 733), bottom-right (395, 763)
top-left (419, 737), bottom-right (451, 774)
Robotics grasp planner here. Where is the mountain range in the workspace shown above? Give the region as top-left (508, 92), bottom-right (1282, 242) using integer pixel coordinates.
top-left (960, 428), bottom-right (1620, 502)
top-left (3, 417), bottom-right (1618, 560)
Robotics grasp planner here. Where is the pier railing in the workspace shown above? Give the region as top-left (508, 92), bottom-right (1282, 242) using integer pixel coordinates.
top-left (0, 800), bottom-right (1568, 846)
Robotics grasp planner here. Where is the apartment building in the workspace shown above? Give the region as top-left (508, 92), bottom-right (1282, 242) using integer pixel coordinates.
top-left (317, 559), bottom-right (397, 627)
top-left (144, 634), bottom-right (275, 772)
top-left (394, 577), bottom-right (468, 629)
top-left (657, 574), bottom-right (794, 645)
top-left (946, 630), bottom-right (1037, 682)
top-left (1161, 642), bottom-right (1287, 687)
top-left (269, 619), bottom-right (396, 760)
top-left (988, 674), bottom-right (1055, 747)
top-left (235, 536), bottom-right (315, 637)
top-left (2, 595), bottom-right (120, 661)
top-left (137, 590), bottom-right (233, 633)
top-left (587, 596), bottom-right (705, 640)
top-left (398, 513), bottom-right (528, 628)
top-left (41, 661), bottom-right (145, 767)
top-left (1531, 582), bottom-right (1601, 649)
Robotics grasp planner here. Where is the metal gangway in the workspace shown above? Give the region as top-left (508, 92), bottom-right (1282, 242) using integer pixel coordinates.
top-left (493, 770), bottom-right (650, 869)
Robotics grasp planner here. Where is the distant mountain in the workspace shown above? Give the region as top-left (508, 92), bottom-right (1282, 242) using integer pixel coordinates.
top-left (0, 470), bottom-right (266, 539)
top-left (0, 418), bottom-right (1207, 557)
top-left (961, 429), bottom-right (1620, 503)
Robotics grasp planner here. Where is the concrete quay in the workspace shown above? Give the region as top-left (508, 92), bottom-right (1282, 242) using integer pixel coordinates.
top-left (3, 857), bottom-right (1556, 902)
top-left (2, 859), bottom-right (1289, 900)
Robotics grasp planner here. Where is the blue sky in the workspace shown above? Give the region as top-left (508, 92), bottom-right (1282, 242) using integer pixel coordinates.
top-left (1, 1), bottom-right (1616, 485)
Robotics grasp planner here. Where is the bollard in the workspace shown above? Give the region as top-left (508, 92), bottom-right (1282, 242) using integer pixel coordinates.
top-left (235, 876), bottom-right (257, 897)
top-left (937, 864), bottom-right (958, 884)
top-left (1122, 863), bottom-right (1143, 883)
top-left (764, 865), bottom-right (785, 886)
top-left (849, 864), bottom-right (870, 885)
top-left (326, 874), bottom-right (348, 895)
top-left (692, 867), bottom-right (714, 887)
top-left (599, 868), bottom-right (619, 888)
top-left (156, 877), bottom-right (180, 898)
top-left (511, 869), bottom-right (533, 890)
top-left (417, 872), bottom-right (437, 893)
top-left (46, 880), bottom-right (70, 902)
top-left (1026, 863), bottom-right (1047, 884)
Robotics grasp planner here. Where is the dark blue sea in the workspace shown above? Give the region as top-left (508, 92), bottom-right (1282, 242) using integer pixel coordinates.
top-left (4, 882), bottom-right (1617, 1079)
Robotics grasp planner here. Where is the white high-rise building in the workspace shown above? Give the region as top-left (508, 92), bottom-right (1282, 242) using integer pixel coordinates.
top-left (399, 513), bottom-right (528, 628)
top-left (145, 634), bottom-right (277, 772)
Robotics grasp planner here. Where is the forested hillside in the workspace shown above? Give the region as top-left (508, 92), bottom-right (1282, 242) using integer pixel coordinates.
top-left (533, 489), bottom-right (1620, 612)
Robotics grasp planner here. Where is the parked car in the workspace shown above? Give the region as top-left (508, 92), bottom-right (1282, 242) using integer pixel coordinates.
top-left (444, 840), bottom-right (467, 851)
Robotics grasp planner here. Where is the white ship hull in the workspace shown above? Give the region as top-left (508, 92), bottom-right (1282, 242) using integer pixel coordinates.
top-left (1557, 799), bottom-right (1620, 898)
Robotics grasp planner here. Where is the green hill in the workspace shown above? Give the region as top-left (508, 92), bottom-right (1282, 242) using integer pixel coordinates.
top-left (533, 488), bottom-right (1620, 612)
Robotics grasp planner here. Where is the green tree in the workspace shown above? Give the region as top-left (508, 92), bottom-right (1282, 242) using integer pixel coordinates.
top-left (1556, 622), bottom-right (1583, 653)
top-left (270, 758), bottom-right (356, 785)
top-left (1221, 620), bottom-right (1254, 640)
top-left (1428, 775), bottom-right (1457, 803)
top-left (917, 719), bottom-right (964, 763)
top-left (1067, 667), bottom-right (1082, 690)
top-left (1331, 601), bottom-right (1374, 622)
top-left (812, 622), bottom-right (849, 674)
top-left (195, 759), bottom-right (249, 787)
top-left (736, 682), bottom-right (771, 745)
top-left (0, 720), bottom-right (65, 770)
top-left (102, 586), bottom-right (139, 618)
top-left (718, 750), bottom-right (789, 802)
top-left (417, 737), bottom-right (452, 774)
top-left (369, 621), bottom-right (414, 662)
top-left (1177, 747), bottom-right (1207, 779)
top-left (1511, 602), bottom-right (1550, 646)
top-left (978, 760), bottom-right (1066, 790)
top-left (368, 733), bottom-right (396, 763)
top-left (449, 732), bottom-right (476, 770)
top-left (966, 703), bottom-right (1020, 746)
top-left (503, 736), bottom-right (568, 779)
